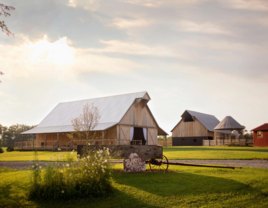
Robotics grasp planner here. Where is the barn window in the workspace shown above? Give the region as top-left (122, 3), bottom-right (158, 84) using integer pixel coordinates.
top-left (182, 139), bottom-right (185, 142)
top-left (193, 139), bottom-right (197, 142)
top-left (257, 131), bottom-right (263, 138)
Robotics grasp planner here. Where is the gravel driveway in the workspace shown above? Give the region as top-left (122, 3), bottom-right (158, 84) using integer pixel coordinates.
top-left (1, 160), bottom-right (268, 170)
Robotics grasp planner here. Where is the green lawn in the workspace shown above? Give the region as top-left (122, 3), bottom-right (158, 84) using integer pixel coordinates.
top-left (1, 146), bottom-right (268, 161)
top-left (1, 164), bottom-right (268, 207)
top-left (163, 146), bottom-right (268, 160)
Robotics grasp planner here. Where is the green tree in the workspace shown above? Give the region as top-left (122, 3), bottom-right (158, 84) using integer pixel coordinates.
top-left (0, 3), bottom-right (15, 83)
top-left (0, 124), bottom-right (37, 147)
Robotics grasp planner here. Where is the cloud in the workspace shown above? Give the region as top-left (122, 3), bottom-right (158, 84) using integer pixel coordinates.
top-left (0, 35), bottom-right (137, 83)
top-left (177, 20), bottom-right (234, 35)
top-left (86, 39), bottom-right (189, 59)
top-left (112, 18), bottom-right (152, 28)
top-left (121, 0), bottom-right (211, 7)
top-left (224, 0), bottom-right (268, 11)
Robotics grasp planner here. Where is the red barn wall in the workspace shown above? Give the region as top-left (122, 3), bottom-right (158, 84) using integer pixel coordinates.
top-left (254, 131), bottom-right (268, 147)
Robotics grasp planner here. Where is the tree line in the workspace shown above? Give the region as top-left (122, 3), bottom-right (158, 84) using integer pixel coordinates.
top-left (0, 124), bottom-right (37, 147)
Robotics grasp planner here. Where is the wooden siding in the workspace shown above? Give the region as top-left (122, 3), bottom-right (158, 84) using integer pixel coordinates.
top-left (254, 131), bottom-right (268, 147)
top-left (36, 126), bottom-right (117, 147)
top-left (172, 118), bottom-right (208, 137)
top-left (143, 93), bottom-right (150, 100)
top-left (148, 128), bottom-right (158, 145)
top-left (119, 125), bottom-right (130, 145)
top-left (36, 133), bottom-right (70, 147)
top-left (208, 131), bottom-right (214, 138)
top-left (120, 101), bottom-right (157, 128)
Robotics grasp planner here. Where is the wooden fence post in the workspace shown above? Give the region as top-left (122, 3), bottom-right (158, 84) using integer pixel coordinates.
top-left (44, 134), bottom-right (46, 148)
top-left (22, 135), bottom-right (24, 150)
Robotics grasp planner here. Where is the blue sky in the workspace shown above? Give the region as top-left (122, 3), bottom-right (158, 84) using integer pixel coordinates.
top-left (1, 0), bottom-right (268, 134)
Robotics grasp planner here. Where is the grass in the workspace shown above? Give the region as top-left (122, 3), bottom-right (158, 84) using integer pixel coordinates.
top-left (0, 164), bottom-right (268, 207)
top-left (163, 146), bottom-right (268, 160)
top-left (1, 146), bottom-right (268, 161)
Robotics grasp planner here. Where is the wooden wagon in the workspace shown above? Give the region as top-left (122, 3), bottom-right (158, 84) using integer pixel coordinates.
top-left (77, 144), bottom-right (241, 171)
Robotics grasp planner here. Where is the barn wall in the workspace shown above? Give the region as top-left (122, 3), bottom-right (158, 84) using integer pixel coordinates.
top-left (36, 133), bottom-right (71, 147)
top-left (254, 131), bottom-right (268, 147)
top-left (119, 101), bottom-right (157, 128)
top-left (172, 137), bottom-right (205, 146)
top-left (208, 131), bottom-right (214, 138)
top-left (35, 128), bottom-right (117, 147)
top-left (172, 119), bottom-right (208, 137)
top-left (148, 128), bottom-right (158, 145)
top-left (119, 125), bottom-right (130, 145)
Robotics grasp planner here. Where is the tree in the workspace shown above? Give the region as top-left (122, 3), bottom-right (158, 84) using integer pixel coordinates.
top-left (0, 3), bottom-right (15, 36)
top-left (0, 3), bottom-right (15, 83)
top-left (71, 103), bottom-right (101, 146)
top-left (0, 124), bottom-right (37, 147)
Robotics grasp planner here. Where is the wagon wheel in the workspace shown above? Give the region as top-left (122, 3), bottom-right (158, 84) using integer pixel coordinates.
top-left (148, 155), bottom-right (169, 172)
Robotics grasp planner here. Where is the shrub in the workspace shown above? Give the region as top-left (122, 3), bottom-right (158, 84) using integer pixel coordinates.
top-left (0, 147), bottom-right (4, 154)
top-left (228, 142), bottom-right (238, 147)
top-left (29, 147), bottom-right (113, 200)
top-left (6, 144), bottom-right (14, 152)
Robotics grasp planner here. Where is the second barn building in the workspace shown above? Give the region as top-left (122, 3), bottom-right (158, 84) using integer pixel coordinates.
top-left (171, 110), bottom-right (231, 146)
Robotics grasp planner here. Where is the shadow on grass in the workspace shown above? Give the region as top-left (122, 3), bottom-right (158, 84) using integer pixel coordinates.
top-left (112, 170), bottom-right (260, 198)
top-left (30, 187), bottom-right (160, 208)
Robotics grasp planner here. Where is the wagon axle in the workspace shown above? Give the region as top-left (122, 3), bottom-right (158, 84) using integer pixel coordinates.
top-left (146, 155), bottom-right (242, 171)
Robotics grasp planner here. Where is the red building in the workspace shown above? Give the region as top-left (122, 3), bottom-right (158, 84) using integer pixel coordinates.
top-left (251, 123), bottom-right (268, 147)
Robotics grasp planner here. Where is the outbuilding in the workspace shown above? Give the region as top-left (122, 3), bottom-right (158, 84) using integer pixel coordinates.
top-left (171, 110), bottom-right (231, 146)
top-left (18, 91), bottom-right (167, 151)
top-left (251, 123), bottom-right (268, 147)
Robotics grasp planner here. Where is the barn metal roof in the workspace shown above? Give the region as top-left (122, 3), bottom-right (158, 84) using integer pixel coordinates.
top-left (21, 91), bottom-right (168, 135)
top-left (171, 110), bottom-right (231, 134)
top-left (251, 123), bottom-right (268, 131)
top-left (214, 116), bottom-right (244, 131)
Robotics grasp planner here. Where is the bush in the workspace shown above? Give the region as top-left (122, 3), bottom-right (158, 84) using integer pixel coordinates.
top-left (228, 142), bottom-right (238, 147)
top-left (29, 147), bottom-right (113, 200)
top-left (6, 145), bottom-right (14, 152)
top-left (0, 147), bottom-right (4, 154)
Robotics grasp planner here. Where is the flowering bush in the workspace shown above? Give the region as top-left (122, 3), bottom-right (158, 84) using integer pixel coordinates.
top-left (29, 147), bottom-right (113, 200)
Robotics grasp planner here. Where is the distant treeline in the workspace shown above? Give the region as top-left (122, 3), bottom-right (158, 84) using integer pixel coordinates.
top-left (0, 124), bottom-right (37, 147)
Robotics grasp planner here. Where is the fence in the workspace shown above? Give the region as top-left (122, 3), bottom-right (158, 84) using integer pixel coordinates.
top-left (203, 140), bottom-right (215, 146)
top-left (158, 140), bottom-right (172, 146)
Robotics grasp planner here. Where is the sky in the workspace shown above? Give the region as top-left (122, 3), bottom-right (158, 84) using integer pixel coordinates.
top-left (1, 0), bottom-right (268, 134)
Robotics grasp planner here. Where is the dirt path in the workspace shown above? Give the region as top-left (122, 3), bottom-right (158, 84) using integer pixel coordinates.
top-left (1, 160), bottom-right (268, 170)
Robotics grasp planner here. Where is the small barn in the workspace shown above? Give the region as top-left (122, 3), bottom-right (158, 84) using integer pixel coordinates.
top-left (251, 123), bottom-right (268, 147)
top-left (171, 110), bottom-right (231, 146)
top-left (18, 91), bottom-right (167, 151)
top-left (214, 116), bottom-right (244, 146)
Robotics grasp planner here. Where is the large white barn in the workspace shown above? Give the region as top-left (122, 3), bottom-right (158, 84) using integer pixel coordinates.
top-left (17, 92), bottom-right (167, 151)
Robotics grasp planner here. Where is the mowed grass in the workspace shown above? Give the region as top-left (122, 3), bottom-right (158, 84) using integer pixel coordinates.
top-left (0, 164), bottom-right (268, 207)
top-left (163, 146), bottom-right (268, 160)
top-left (0, 148), bottom-right (76, 161)
top-left (1, 146), bottom-right (268, 161)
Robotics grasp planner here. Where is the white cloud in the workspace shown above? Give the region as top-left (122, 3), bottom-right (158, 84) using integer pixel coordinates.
top-left (177, 20), bottom-right (233, 35)
top-left (112, 18), bottom-right (152, 28)
top-left (121, 0), bottom-right (211, 7)
top-left (224, 0), bottom-right (268, 11)
top-left (67, 0), bottom-right (100, 11)
top-left (86, 40), bottom-right (189, 59)
top-left (0, 35), bottom-right (137, 80)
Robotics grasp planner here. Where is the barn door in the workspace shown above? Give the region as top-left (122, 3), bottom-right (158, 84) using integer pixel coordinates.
top-left (119, 126), bottom-right (130, 145)
top-left (148, 128), bottom-right (158, 145)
